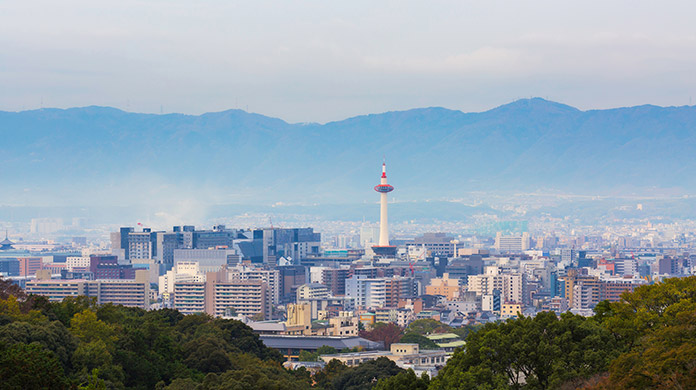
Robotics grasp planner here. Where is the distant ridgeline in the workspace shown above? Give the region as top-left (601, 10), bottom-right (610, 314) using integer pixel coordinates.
top-left (2, 275), bottom-right (696, 389)
top-left (2, 99), bottom-right (696, 205)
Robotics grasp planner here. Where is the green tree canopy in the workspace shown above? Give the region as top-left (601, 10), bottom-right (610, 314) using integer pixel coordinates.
top-left (0, 343), bottom-right (68, 390)
top-left (375, 369), bottom-right (430, 390)
top-left (432, 312), bottom-right (619, 390)
top-left (398, 333), bottom-right (440, 349)
top-left (404, 319), bottom-right (452, 335)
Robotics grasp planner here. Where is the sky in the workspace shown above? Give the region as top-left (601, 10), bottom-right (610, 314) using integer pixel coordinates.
top-left (1, 0), bottom-right (695, 123)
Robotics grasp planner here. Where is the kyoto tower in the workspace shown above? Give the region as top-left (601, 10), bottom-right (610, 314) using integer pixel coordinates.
top-left (372, 163), bottom-right (397, 257)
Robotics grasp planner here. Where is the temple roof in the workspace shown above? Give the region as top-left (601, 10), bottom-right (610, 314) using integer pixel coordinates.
top-left (0, 231), bottom-right (14, 247)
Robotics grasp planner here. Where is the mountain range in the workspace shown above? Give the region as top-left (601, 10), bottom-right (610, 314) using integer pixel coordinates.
top-left (1, 98), bottom-right (696, 208)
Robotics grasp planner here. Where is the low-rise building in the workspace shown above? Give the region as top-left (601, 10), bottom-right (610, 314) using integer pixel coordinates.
top-left (319, 343), bottom-right (449, 377)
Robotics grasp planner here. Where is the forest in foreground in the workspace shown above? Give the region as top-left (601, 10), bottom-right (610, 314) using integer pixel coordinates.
top-left (1, 276), bottom-right (695, 390)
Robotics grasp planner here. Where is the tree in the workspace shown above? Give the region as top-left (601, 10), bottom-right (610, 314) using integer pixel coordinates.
top-left (375, 369), bottom-right (430, 390)
top-left (398, 333), bottom-right (439, 349)
top-left (359, 322), bottom-right (403, 349)
top-left (404, 319), bottom-right (451, 335)
top-left (45, 296), bottom-right (98, 326)
top-left (78, 369), bottom-right (107, 390)
top-left (182, 335), bottom-right (232, 373)
top-left (70, 309), bottom-right (116, 347)
top-left (0, 319), bottom-right (77, 367)
top-left (0, 343), bottom-right (67, 389)
top-left (313, 359), bottom-right (349, 389)
top-left (589, 276), bottom-right (696, 389)
top-left (331, 357), bottom-right (404, 390)
top-left (298, 349), bottom-right (319, 362)
top-left (432, 312), bottom-right (619, 390)
top-left (0, 276), bottom-right (26, 301)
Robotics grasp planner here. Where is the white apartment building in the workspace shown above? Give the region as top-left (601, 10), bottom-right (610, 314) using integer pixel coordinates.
top-left (296, 283), bottom-right (331, 301)
top-left (173, 248), bottom-right (238, 273)
top-left (467, 267), bottom-right (523, 304)
top-left (26, 270), bottom-right (150, 310)
top-left (128, 232), bottom-right (152, 260)
top-left (345, 276), bottom-right (386, 309)
top-left (159, 262), bottom-right (205, 295)
top-left (227, 265), bottom-right (280, 305)
top-left (66, 256), bottom-right (91, 271)
top-left (495, 232), bottom-right (531, 252)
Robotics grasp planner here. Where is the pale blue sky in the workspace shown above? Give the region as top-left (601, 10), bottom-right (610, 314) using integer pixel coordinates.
top-left (1, 0), bottom-right (695, 122)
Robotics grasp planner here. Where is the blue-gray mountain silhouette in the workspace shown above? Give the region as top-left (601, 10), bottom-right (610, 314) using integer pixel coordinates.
top-left (1, 98), bottom-right (695, 205)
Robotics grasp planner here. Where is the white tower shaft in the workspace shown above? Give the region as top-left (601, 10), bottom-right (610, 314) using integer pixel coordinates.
top-left (379, 174), bottom-right (389, 246)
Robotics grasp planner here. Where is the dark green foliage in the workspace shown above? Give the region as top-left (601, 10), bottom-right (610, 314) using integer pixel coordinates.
top-left (398, 333), bottom-right (440, 349)
top-left (0, 277), bottom-right (311, 390)
top-left (404, 319), bottom-right (452, 335)
top-left (182, 335), bottom-right (232, 373)
top-left (0, 342), bottom-right (68, 390)
top-left (432, 312), bottom-right (620, 389)
top-left (331, 357), bottom-right (404, 390)
top-left (374, 369), bottom-right (430, 390)
top-left (313, 359), bottom-right (350, 389)
top-left (299, 345), bottom-right (340, 362)
top-left (0, 319), bottom-right (77, 367)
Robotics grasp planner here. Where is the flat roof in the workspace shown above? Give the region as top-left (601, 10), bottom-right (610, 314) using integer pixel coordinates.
top-left (425, 333), bottom-right (461, 341)
top-left (259, 335), bottom-right (383, 351)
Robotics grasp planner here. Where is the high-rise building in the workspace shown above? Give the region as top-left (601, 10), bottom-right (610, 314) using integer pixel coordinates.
top-left (278, 265), bottom-right (307, 303)
top-left (359, 225), bottom-right (380, 248)
top-left (494, 232), bottom-right (531, 252)
top-left (173, 248), bottom-right (239, 273)
top-left (26, 270), bottom-right (150, 309)
top-left (467, 267), bottom-right (523, 304)
top-left (322, 268), bottom-right (350, 296)
top-left (227, 265), bottom-right (280, 305)
top-left (127, 231), bottom-right (153, 260)
top-left (18, 257), bottom-right (43, 277)
top-left (345, 275), bottom-right (387, 309)
top-left (296, 283), bottom-right (330, 301)
top-left (385, 277), bottom-right (417, 308)
top-left (425, 274), bottom-right (461, 300)
top-left (240, 228), bottom-right (321, 265)
top-left (407, 233), bottom-right (455, 257)
top-left (562, 269), bottom-right (601, 309)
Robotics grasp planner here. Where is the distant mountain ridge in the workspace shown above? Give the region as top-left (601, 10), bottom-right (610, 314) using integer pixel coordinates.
top-left (1, 98), bottom-right (696, 206)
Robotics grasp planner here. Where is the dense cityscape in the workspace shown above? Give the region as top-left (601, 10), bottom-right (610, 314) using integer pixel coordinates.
top-left (2, 163), bottom-right (695, 388)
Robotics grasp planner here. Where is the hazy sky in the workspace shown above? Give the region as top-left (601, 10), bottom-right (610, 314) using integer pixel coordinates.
top-left (1, 0), bottom-right (695, 122)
